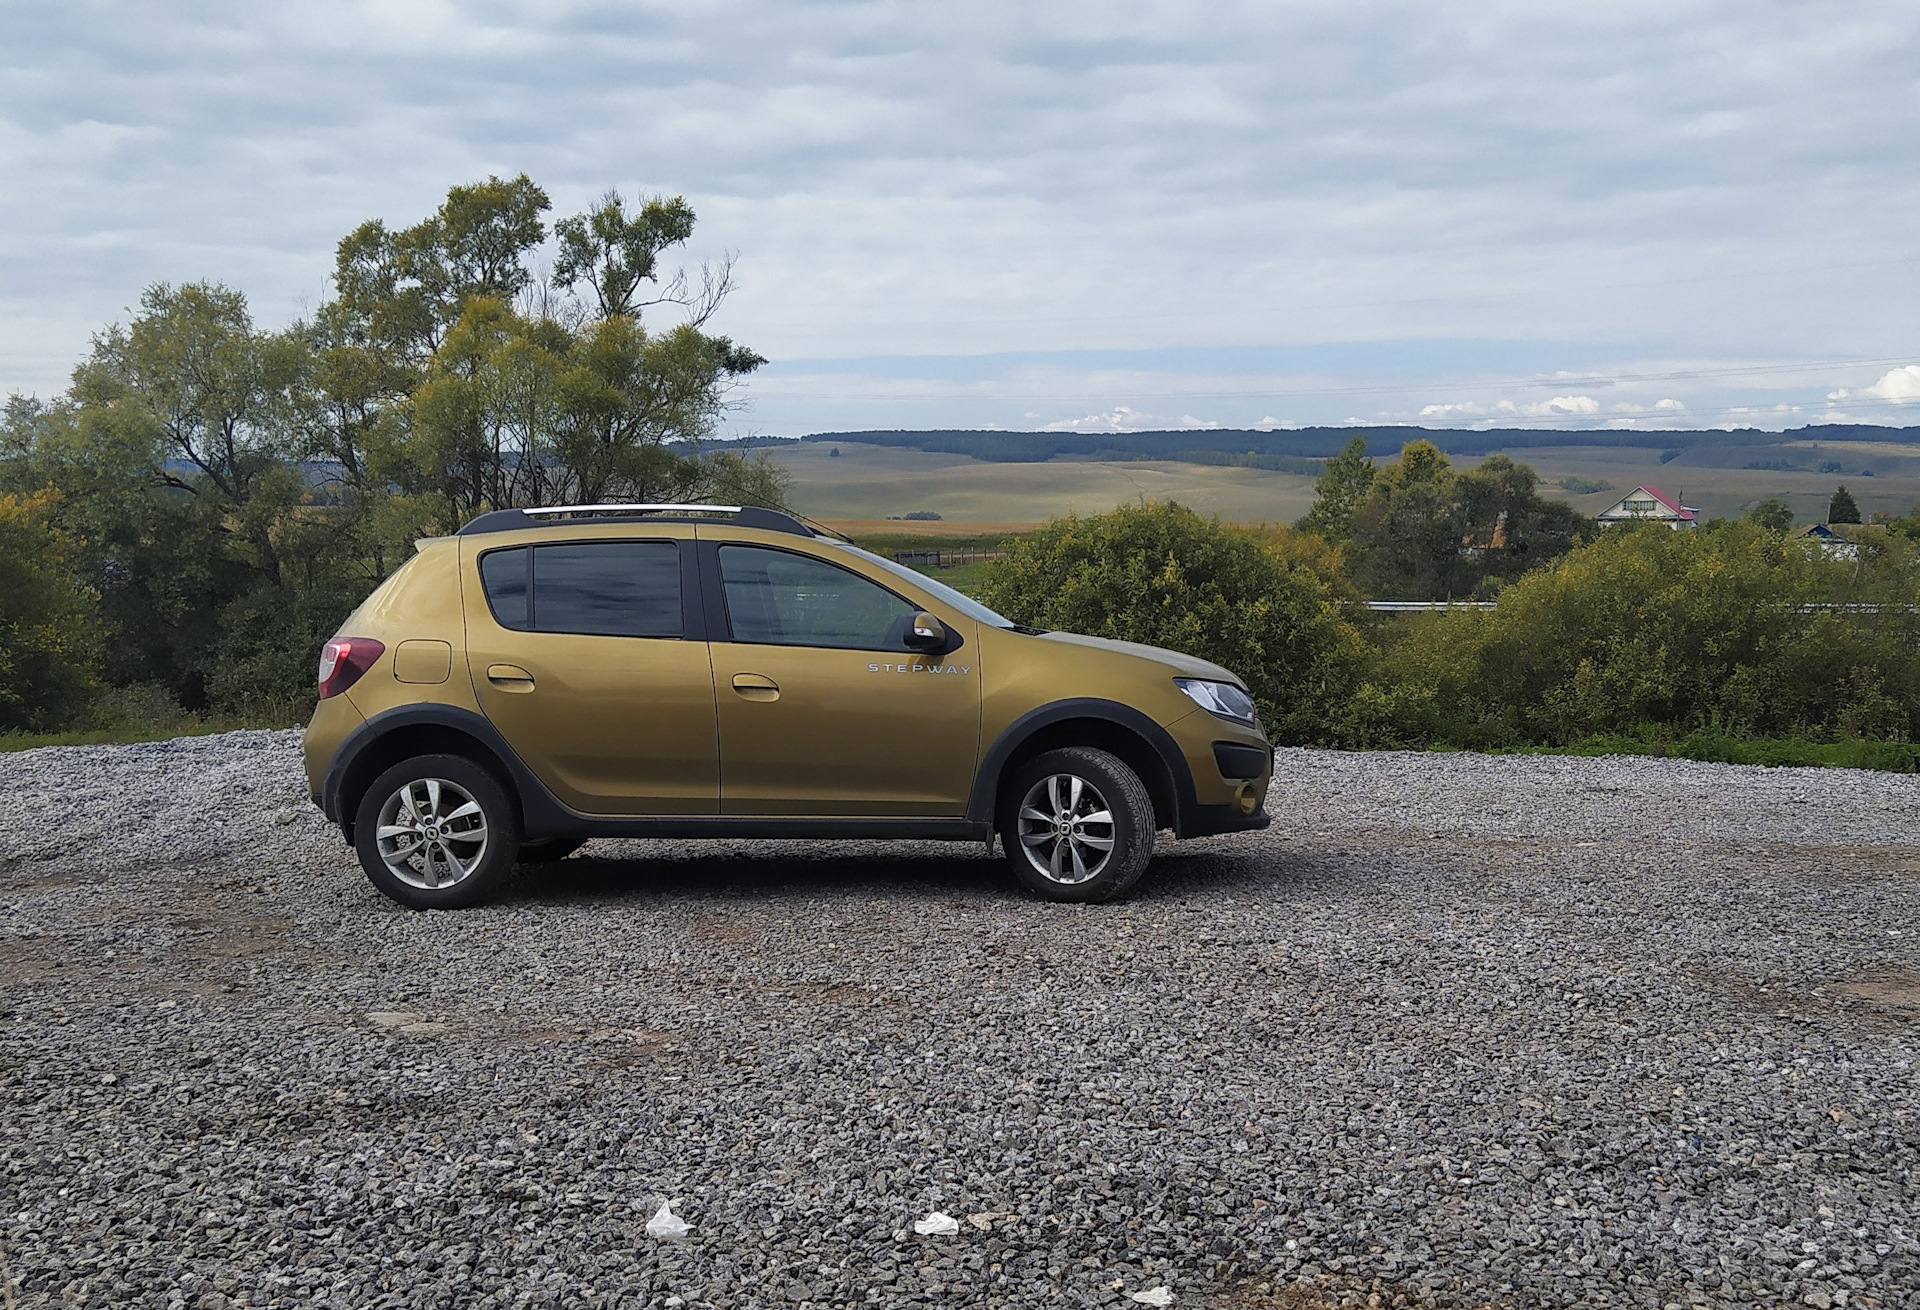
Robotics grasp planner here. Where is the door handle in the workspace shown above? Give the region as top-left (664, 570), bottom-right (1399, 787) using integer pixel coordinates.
top-left (730, 672), bottom-right (780, 702)
top-left (486, 664), bottom-right (536, 692)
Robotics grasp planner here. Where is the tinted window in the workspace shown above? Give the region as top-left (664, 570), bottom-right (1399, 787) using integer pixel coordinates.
top-left (533, 541), bottom-right (682, 638)
top-left (479, 547), bottom-right (529, 630)
top-left (719, 546), bottom-right (916, 650)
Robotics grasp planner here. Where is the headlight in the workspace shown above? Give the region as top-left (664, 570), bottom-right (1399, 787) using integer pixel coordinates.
top-left (1174, 678), bottom-right (1258, 726)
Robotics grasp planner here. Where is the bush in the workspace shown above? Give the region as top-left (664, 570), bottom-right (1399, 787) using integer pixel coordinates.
top-left (977, 501), bottom-right (1369, 742)
top-left (1354, 521), bottom-right (1920, 746)
top-left (206, 582), bottom-right (363, 715)
top-left (0, 491), bottom-right (99, 731)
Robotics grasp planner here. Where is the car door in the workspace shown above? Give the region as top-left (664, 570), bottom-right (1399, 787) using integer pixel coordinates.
top-left (702, 538), bottom-right (981, 817)
top-left (465, 531), bottom-right (719, 815)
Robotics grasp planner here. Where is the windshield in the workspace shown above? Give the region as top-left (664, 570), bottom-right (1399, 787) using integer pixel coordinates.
top-left (829, 542), bottom-right (1017, 629)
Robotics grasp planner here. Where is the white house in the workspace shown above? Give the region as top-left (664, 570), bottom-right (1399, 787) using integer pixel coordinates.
top-left (1595, 485), bottom-right (1699, 529)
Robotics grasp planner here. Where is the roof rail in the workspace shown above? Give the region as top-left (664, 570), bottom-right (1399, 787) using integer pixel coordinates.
top-left (456, 503), bottom-right (818, 538)
top-left (522, 503), bottom-right (742, 517)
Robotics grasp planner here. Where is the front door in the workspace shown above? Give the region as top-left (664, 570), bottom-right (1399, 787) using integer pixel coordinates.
top-left (705, 541), bottom-right (980, 816)
top-left (465, 533), bottom-right (719, 815)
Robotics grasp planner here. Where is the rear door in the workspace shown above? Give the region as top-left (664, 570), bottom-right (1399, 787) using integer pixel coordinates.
top-left (701, 537), bottom-right (981, 816)
top-left (464, 529), bottom-right (719, 815)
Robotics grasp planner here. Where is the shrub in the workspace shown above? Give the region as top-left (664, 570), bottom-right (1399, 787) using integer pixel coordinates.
top-left (1364, 520), bottom-right (1920, 746)
top-left (977, 501), bottom-right (1369, 742)
top-left (0, 491), bottom-right (100, 731)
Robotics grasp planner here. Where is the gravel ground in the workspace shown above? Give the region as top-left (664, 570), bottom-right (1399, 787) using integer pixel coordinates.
top-left (2, 730), bottom-right (1918, 1309)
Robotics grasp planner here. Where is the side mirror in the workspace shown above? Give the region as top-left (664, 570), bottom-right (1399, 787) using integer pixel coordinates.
top-left (904, 611), bottom-right (948, 652)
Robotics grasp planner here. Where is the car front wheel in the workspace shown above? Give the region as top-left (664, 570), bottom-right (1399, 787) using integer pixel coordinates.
top-left (353, 754), bottom-right (520, 910)
top-left (1001, 746), bottom-right (1155, 903)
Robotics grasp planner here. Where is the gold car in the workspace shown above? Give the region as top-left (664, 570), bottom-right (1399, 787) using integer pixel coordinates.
top-left (304, 504), bottom-right (1272, 908)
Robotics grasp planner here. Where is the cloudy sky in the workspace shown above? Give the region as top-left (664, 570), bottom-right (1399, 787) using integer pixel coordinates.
top-left (4, 0), bottom-right (1918, 434)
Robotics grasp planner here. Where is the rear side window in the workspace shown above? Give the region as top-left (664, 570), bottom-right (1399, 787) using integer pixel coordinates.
top-left (478, 541), bottom-right (681, 638)
top-left (718, 545), bottom-right (915, 650)
top-left (479, 547), bottom-right (530, 629)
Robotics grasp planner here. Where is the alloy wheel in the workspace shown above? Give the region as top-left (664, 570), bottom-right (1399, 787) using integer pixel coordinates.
top-left (1015, 773), bottom-right (1116, 885)
top-left (374, 777), bottom-right (490, 890)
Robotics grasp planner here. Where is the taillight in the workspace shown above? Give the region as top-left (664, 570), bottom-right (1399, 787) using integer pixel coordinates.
top-left (317, 638), bottom-right (385, 699)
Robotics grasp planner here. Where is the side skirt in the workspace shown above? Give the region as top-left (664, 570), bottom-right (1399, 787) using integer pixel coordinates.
top-left (538, 816), bottom-right (992, 842)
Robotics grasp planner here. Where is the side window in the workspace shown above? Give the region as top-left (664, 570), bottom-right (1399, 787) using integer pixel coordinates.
top-left (719, 545), bottom-right (916, 650)
top-left (534, 541), bottom-right (682, 637)
top-left (479, 547), bottom-right (529, 630)
top-left (476, 541), bottom-right (681, 637)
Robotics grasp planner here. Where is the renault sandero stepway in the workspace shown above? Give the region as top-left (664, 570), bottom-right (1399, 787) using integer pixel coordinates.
top-left (303, 504), bottom-right (1272, 908)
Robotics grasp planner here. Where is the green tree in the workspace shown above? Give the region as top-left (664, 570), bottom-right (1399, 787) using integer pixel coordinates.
top-left (1297, 435), bottom-right (1374, 541)
top-left (1747, 497), bottom-right (1795, 531)
top-left (977, 500), bottom-right (1370, 742)
top-left (0, 490), bottom-right (99, 731)
top-left (1344, 441), bottom-right (1589, 599)
top-left (554, 191), bottom-right (699, 321)
top-left (1830, 485), bottom-right (1862, 524)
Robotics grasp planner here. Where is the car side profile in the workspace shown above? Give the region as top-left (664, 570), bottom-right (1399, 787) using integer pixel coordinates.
top-left (302, 504), bottom-right (1272, 908)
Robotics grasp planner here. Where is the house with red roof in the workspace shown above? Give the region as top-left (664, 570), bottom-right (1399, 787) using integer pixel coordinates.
top-left (1594, 485), bottom-right (1699, 529)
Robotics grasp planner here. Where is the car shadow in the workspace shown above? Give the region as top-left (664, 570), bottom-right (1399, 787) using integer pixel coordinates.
top-left (492, 837), bottom-right (1329, 907)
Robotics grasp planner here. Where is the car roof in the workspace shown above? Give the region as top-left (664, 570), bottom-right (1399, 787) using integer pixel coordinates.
top-left (456, 504), bottom-right (826, 540)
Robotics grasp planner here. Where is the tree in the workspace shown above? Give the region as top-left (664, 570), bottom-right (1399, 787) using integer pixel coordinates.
top-left (1297, 436), bottom-right (1374, 541)
top-left (977, 500), bottom-right (1369, 742)
top-left (0, 490), bottom-right (99, 731)
top-left (1344, 441), bottom-right (1589, 599)
top-left (554, 191), bottom-right (699, 321)
top-left (333, 174), bottom-right (553, 360)
top-left (1747, 498), bottom-right (1795, 532)
top-left (1830, 485), bottom-right (1862, 524)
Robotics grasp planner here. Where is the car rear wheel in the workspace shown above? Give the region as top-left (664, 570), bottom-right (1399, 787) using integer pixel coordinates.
top-left (1001, 747), bottom-right (1155, 903)
top-left (354, 754), bottom-right (520, 910)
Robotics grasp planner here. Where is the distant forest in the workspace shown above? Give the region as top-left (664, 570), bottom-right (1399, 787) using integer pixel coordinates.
top-left (735, 424), bottom-right (1920, 468)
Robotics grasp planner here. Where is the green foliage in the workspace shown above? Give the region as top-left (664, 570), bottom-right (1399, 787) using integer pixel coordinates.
top-left (1747, 497), bottom-right (1795, 531)
top-left (1297, 436), bottom-right (1375, 541)
top-left (0, 491), bottom-right (99, 731)
top-left (553, 191), bottom-right (697, 320)
top-left (1337, 443), bottom-right (1591, 599)
top-left (1342, 521), bottom-right (1920, 748)
top-left (2, 173), bottom-right (769, 728)
top-left (1559, 476), bottom-right (1614, 495)
top-left (1829, 484), bottom-right (1862, 524)
top-left (977, 501), bottom-right (1369, 742)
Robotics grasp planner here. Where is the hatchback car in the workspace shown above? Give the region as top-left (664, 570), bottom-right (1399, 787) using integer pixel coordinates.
top-left (304, 504), bottom-right (1272, 908)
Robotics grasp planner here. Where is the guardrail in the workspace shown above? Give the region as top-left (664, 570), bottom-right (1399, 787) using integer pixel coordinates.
top-left (1364, 601), bottom-right (1498, 612)
top-left (1363, 600), bottom-right (1920, 613)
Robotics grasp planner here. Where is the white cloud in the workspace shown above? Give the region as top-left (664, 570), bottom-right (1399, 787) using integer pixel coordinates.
top-left (1529, 395), bottom-right (1599, 416)
top-left (1654, 397), bottom-right (1686, 411)
top-left (1041, 406), bottom-right (1217, 432)
top-left (1866, 364), bottom-right (1920, 402)
top-left (1417, 394), bottom-right (1598, 420)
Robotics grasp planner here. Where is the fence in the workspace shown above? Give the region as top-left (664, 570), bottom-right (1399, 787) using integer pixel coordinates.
top-left (895, 550), bottom-right (1003, 568)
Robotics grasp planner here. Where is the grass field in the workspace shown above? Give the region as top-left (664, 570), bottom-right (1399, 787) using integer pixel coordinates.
top-left (774, 441), bottom-right (1321, 525)
top-left (776, 437), bottom-right (1920, 527)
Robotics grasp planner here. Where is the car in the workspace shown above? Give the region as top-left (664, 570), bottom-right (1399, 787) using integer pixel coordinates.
top-left (302, 503), bottom-right (1273, 909)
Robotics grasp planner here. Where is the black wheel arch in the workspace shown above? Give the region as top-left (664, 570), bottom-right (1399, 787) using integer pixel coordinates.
top-left (321, 704), bottom-right (576, 843)
top-left (967, 699), bottom-right (1199, 837)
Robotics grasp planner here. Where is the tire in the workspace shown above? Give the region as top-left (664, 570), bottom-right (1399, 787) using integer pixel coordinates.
top-left (1000, 746), bottom-right (1155, 904)
top-left (517, 837), bottom-right (587, 865)
top-left (353, 754), bottom-right (521, 910)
